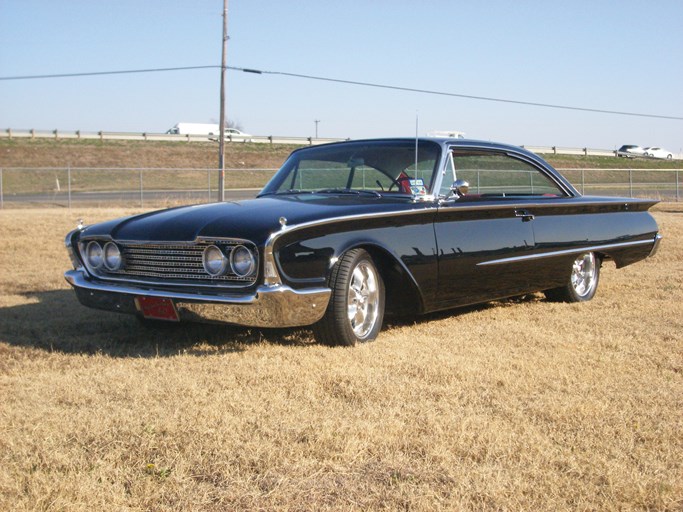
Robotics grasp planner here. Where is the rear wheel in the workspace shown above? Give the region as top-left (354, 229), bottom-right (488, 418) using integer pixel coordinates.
top-left (544, 252), bottom-right (600, 302)
top-left (313, 248), bottom-right (385, 346)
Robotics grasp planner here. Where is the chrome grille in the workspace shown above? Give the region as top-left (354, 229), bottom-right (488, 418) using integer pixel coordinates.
top-left (80, 239), bottom-right (258, 286)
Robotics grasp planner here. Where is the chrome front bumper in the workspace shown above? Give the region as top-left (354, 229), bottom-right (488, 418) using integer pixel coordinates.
top-left (64, 270), bottom-right (331, 328)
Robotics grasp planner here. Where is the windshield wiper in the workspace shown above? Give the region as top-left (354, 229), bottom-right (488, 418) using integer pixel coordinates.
top-left (259, 189), bottom-right (313, 197)
top-left (315, 188), bottom-right (381, 198)
top-left (272, 189), bottom-right (313, 195)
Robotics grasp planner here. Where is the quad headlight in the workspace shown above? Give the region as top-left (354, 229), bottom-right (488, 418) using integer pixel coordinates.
top-left (203, 245), bottom-right (228, 276)
top-left (230, 245), bottom-right (256, 277)
top-left (85, 241), bottom-right (124, 271)
top-left (103, 242), bottom-right (123, 270)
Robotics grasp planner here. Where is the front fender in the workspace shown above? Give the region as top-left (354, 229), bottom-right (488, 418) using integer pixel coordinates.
top-left (273, 216), bottom-right (438, 312)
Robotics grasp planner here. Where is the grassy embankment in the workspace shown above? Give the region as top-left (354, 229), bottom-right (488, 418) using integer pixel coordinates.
top-left (0, 138), bottom-right (681, 196)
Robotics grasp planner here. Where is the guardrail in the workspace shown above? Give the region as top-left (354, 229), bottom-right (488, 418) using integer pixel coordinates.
top-left (0, 166), bottom-right (680, 209)
top-left (522, 145), bottom-right (619, 157)
top-left (0, 128), bottom-right (345, 146)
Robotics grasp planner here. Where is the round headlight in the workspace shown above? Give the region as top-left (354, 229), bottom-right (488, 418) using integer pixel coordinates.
top-left (230, 245), bottom-right (256, 277)
top-left (203, 245), bottom-right (228, 276)
top-left (103, 242), bottom-right (123, 270)
top-left (86, 241), bottom-right (103, 269)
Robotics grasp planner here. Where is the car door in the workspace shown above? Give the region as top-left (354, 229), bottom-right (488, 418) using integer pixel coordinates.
top-left (434, 148), bottom-right (567, 309)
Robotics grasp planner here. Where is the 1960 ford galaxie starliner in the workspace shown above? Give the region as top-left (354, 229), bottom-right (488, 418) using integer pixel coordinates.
top-left (65, 138), bottom-right (661, 345)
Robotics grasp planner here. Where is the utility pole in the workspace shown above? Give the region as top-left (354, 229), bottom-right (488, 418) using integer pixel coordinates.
top-left (217, 0), bottom-right (228, 202)
top-left (314, 119), bottom-right (320, 139)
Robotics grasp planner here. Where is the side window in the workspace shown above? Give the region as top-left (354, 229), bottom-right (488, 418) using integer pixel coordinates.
top-left (452, 151), bottom-right (565, 197)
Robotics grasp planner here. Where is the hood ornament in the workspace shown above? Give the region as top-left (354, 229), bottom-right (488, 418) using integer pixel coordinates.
top-left (77, 218), bottom-right (84, 230)
top-left (279, 216), bottom-right (288, 229)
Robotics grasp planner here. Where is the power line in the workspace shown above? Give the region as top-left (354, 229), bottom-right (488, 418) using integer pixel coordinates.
top-left (232, 66), bottom-right (683, 121)
top-left (1, 64), bottom-right (681, 121)
top-left (0, 65), bottom-right (220, 80)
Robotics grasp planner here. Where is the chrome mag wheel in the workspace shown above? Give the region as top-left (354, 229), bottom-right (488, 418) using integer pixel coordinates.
top-left (545, 251), bottom-right (601, 303)
top-left (570, 252), bottom-right (598, 298)
top-left (347, 261), bottom-right (380, 339)
top-left (313, 248), bottom-right (385, 346)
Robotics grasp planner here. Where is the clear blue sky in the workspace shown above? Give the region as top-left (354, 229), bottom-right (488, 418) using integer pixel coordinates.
top-left (1, 0), bottom-right (682, 151)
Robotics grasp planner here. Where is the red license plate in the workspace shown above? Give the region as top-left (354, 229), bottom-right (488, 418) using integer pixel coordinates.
top-left (135, 296), bottom-right (180, 322)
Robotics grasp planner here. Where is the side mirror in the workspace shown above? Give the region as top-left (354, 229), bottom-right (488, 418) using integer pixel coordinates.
top-left (450, 179), bottom-right (470, 197)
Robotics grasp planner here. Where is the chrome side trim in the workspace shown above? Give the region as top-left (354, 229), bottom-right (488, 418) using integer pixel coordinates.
top-left (477, 238), bottom-right (657, 267)
top-left (65, 270), bottom-right (331, 328)
top-left (261, 199), bottom-right (649, 285)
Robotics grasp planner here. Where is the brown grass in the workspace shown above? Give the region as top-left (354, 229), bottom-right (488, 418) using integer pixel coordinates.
top-left (0, 205), bottom-right (681, 511)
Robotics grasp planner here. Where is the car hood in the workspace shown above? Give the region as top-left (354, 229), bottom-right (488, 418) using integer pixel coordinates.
top-left (80, 195), bottom-right (423, 245)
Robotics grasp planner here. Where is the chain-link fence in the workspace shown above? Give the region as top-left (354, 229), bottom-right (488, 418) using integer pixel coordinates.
top-left (0, 167), bottom-right (278, 208)
top-left (0, 167), bottom-right (680, 209)
top-left (560, 168), bottom-right (681, 201)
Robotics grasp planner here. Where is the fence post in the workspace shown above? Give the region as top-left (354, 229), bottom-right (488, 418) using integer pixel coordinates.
top-left (139, 168), bottom-right (144, 208)
top-left (677, 170), bottom-right (680, 202)
top-left (629, 169), bottom-right (633, 198)
top-left (67, 166), bottom-right (72, 209)
top-left (208, 168), bottom-right (212, 202)
top-left (581, 169), bottom-right (585, 194)
top-left (0, 168), bottom-right (3, 209)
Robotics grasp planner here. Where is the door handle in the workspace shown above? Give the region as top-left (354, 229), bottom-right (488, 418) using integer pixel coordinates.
top-left (515, 209), bottom-right (535, 222)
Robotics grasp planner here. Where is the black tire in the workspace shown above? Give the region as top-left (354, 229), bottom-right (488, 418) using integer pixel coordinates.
top-left (544, 252), bottom-right (601, 302)
top-left (313, 248), bottom-right (385, 346)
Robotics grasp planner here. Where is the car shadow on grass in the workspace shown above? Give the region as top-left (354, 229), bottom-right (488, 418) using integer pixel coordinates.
top-left (0, 289), bottom-right (316, 358)
top-left (382, 293), bottom-right (545, 331)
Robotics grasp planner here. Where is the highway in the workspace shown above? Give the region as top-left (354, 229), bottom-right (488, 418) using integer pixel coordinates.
top-left (1, 188), bottom-right (260, 207)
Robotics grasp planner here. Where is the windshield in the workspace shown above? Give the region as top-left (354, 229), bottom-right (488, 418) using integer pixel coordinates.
top-left (260, 140), bottom-right (441, 197)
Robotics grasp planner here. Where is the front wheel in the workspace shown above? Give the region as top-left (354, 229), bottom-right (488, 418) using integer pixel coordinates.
top-left (313, 248), bottom-right (385, 346)
top-left (544, 252), bottom-right (601, 302)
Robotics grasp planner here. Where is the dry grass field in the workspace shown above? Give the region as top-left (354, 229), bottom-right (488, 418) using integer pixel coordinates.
top-left (1, 205), bottom-right (681, 511)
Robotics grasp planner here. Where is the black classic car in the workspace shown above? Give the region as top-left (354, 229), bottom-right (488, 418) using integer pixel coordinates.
top-left (65, 138), bottom-right (662, 346)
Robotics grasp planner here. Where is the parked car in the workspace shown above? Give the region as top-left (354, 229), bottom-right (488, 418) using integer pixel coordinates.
top-left (643, 147), bottom-right (673, 159)
top-left (617, 145), bottom-right (646, 158)
top-left (64, 138), bottom-right (662, 346)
